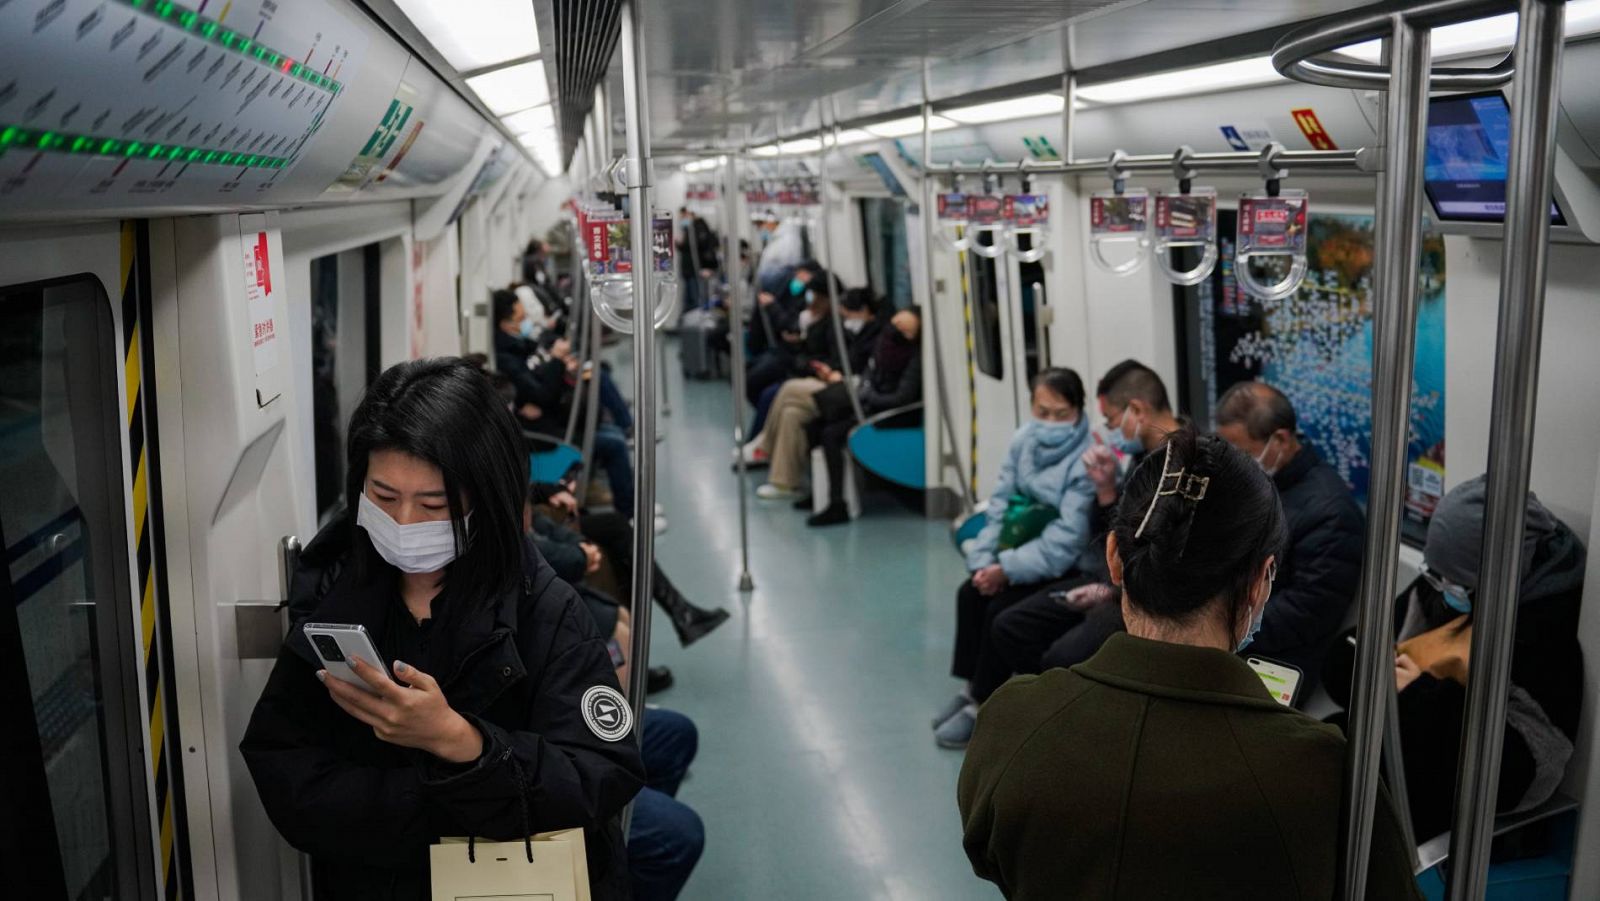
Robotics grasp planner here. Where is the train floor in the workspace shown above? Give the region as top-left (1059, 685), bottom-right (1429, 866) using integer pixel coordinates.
top-left (636, 337), bottom-right (992, 900)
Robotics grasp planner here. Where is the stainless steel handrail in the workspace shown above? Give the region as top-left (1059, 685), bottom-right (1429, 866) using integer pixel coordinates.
top-left (925, 145), bottom-right (1376, 178)
top-left (922, 59), bottom-right (978, 510)
top-left (618, 0), bottom-right (658, 743)
top-left (818, 103), bottom-right (864, 423)
top-left (1446, 2), bottom-right (1569, 897)
top-left (723, 152), bottom-right (756, 592)
top-left (1272, 0), bottom-right (1518, 90)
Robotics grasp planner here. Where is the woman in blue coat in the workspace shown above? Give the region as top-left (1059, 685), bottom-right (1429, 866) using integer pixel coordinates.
top-left (934, 368), bottom-right (1098, 749)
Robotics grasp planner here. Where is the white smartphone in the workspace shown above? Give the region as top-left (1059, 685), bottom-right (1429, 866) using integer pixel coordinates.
top-left (1247, 656), bottom-right (1304, 708)
top-left (303, 622), bottom-right (390, 694)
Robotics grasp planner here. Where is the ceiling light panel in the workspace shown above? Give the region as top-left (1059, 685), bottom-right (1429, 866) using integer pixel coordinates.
top-left (504, 105), bottom-right (556, 135)
top-left (1075, 57), bottom-right (1283, 105)
top-left (864, 115), bottom-right (956, 138)
top-left (467, 62), bottom-right (550, 115)
top-left (945, 93), bottom-right (1065, 124)
top-left (392, 0), bottom-right (541, 72)
top-left (1341, 0), bottom-right (1600, 62)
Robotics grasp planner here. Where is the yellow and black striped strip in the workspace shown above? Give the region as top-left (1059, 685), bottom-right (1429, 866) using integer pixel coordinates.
top-left (956, 232), bottom-right (979, 502)
top-left (121, 221), bottom-right (187, 901)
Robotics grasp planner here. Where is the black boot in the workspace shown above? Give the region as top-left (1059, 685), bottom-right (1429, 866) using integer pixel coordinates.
top-left (647, 665), bottom-right (674, 694)
top-left (807, 501), bottom-right (851, 527)
top-left (653, 564), bottom-right (731, 647)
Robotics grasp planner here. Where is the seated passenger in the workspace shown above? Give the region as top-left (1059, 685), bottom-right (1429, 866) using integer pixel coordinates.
top-left (744, 287), bottom-right (882, 455)
top-left (978, 361), bottom-right (1181, 680)
top-left (630, 708), bottom-right (707, 901)
top-left (493, 289), bottom-right (639, 517)
top-left (958, 428), bottom-right (1421, 901)
top-left (931, 368), bottom-right (1096, 749)
top-left (1213, 381), bottom-right (1364, 693)
top-left (807, 307), bottom-right (925, 526)
top-left (745, 267), bottom-right (839, 409)
top-left (240, 358), bottom-right (644, 899)
top-left (744, 260), bottom-right (819, 384)
top-left (1325, 474), bottom-right (1585, 841)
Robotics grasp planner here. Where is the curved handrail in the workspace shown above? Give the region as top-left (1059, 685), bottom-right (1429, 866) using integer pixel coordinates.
top-left (846, 401), bottom-right (926, 442)
top-left (1272, 0), bottom-right (1517, 91)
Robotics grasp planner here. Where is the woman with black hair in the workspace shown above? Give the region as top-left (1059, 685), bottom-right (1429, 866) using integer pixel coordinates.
top-left (958, 427), bottom-right (1421, 900)
top-left (242, 358), bottom-right (645, 900)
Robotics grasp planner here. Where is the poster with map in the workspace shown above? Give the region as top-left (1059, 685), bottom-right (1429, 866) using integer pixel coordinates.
top-left (1192, 210), bottom-right (1447, 539)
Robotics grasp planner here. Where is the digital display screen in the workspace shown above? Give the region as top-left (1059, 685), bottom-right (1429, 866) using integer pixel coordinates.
top-left (1423, 92), bottom-right (1565, 225)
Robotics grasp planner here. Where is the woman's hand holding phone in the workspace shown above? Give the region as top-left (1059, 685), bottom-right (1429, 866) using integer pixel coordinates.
top-left (319, 657), bottom-right (483, 763)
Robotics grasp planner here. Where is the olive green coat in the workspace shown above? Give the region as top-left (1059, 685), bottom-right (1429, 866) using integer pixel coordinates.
top-left (958, 633), bottom-right (1421, 900)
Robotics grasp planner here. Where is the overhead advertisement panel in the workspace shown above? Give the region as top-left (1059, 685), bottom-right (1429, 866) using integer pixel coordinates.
top-left (0, 0), bottom-right (371, 214)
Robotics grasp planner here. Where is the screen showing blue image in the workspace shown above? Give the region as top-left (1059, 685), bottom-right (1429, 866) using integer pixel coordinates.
top-left (1423, 92), bottom-right (1565, 224)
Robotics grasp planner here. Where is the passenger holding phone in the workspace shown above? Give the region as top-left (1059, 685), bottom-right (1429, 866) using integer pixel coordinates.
top-left (241, 358), bottom-right (644, 901)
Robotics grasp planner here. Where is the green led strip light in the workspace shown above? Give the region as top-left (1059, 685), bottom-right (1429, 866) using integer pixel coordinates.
top-left (0, 124), bottom-right (288, 169)
top-left (118, 0), bottom-right (343, 95)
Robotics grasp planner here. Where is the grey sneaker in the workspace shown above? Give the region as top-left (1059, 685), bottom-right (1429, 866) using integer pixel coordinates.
top-left (934, 708), bottom-right (977, 749)
top-left (932, 694), bottom-right (970, 729)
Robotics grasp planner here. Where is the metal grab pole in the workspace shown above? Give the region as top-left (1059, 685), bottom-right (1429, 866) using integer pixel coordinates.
top-left (818, 107), bottom-right (864, 422)
top-left (1339, 19), bottom-right (1430, 901)
top-left (1447, 3), bottom-right (1567, 896)
top-left (921, 60), bottom-right (976, 509)
top-left (618, 0), bottom-right (658, 728)
top-left (723, 153), bottom-right (755, 591)
top-left (565, 274), bottom-right (591, 444)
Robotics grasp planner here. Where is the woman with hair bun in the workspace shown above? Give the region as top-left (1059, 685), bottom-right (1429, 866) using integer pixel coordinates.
top-left (958, 427), bottom-right (1421, 901)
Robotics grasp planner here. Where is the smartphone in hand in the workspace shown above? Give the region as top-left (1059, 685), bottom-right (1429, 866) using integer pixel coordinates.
top-left (304, 623), bottom-right (390, 694)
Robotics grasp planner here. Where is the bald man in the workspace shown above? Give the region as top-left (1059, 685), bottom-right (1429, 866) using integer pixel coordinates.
top-left (1214, 381), bottom-right (1366, 694)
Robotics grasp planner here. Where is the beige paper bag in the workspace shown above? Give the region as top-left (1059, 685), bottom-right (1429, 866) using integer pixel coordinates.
top-left (430, 828), bottom-right (591, 901)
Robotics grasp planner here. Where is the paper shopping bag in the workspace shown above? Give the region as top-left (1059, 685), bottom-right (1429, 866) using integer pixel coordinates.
top-left (430, 828), bottom-right (591, 901)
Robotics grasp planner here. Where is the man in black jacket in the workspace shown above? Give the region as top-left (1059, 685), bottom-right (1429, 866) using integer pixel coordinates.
top-left (1214, 380), bottom-right (1365, 693)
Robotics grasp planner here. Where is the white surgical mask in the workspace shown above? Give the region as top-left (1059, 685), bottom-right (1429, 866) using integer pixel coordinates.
top-left (798, 309), bottom-right (818, 331)
top-left (357, 490), bottom-right (466, 574)
top-left (843, 317), bottom-right (865, 334)
top-left (1254, 434), bottom-right (1280, 475)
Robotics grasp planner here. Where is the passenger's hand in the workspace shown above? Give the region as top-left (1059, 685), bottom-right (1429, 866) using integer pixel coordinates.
top-left (973, 564), bottom-right (1009, 596)
top-left (549, 490), bottom-right (579, 516)
top-left (1395, 653), bottom-right (1422, 693)
top-left (518, 403), bottom-right (543, 421)
top-left (1082, 439), bottom-right (1120, 501)
top-left (1059, 583), bottom-right (1116, 612)
top-left (321, 657), bottom-right (483, 763)
top-left (825, 370), bottom-right (844, 384)
top-left (758, 291), bottom-right (776, 307)
top-left (581, 542), bottom-right (603, 575)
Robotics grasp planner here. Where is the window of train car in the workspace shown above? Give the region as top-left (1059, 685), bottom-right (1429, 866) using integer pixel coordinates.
top-left (1179, 209), bottom-right (1446, 545)
top-left (859, 198), bottom-right (914, 310)
top-left (970, 230), bottom-right (1004, 379)
top-left (310, 247), bottom-right (383, 522)
top-left (0, 276), bottom-right (151, 896)
top-left (1016, 234), bottom-right (1045, 382)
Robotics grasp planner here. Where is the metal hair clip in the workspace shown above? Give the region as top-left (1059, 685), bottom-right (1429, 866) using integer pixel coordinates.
top-left (1135, 443), bottom-right (1210, 539)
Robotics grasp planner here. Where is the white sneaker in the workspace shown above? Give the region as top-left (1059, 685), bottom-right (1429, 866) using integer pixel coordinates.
top-left (653, 515), bottom-right (669, 535)
top-left (755, 483), bottom-right (798, 500)
top-left (655, 502), bottom-right (665, 515)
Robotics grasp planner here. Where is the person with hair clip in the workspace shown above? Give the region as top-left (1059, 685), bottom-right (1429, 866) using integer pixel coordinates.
top-left (241, 358), bottom-right (645, 900)
top-left (959, 427), bottom-right (1421, 900)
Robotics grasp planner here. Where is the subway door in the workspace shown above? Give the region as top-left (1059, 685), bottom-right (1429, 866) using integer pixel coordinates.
top-left (0, 222), bottom-right (169, 899)
top-left (968, 224), bottom-right (1026, 494)
top-left (150, 213), bottom-right (313, 900)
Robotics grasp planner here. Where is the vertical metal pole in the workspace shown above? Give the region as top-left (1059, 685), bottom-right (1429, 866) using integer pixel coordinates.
top-left (921, 59), bottom-right (976, 509)
top-left (818, 103), bottom-right (864, 422)
top-left (659, 335), bottom-right (671, 417)
top-left (564, 285), bottom-right (591, 444)
top-left (723, 153), bottom-right (755, 591)
top-left (1340, 17), bottom-right (1429, 901)
top-left (1382, 676), bottom-right (1420, 868)
top-left (1062, 72), bottom-right (1077, 164)
top-left (1447, 3), bottom-right (1567, 896)
top-left (1032, 281), bottom-right (1050, 369)
top-left (618, 0), bottom-right (658, 725)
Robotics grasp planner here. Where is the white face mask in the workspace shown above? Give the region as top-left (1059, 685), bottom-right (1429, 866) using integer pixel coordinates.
top-left (843, 317), bottom-right (865, 334)
top-left (798, 309), bottom-right (818, 331)
top-left (357, 490), bottom-right (465, 574)
top-left (1254, 434), bottom-right (1280, 475)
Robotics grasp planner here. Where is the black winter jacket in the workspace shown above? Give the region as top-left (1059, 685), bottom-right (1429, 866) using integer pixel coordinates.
top-left (1250, 444), bottom-right (1365, 691)
top-left (494, 330), bottom-right (572, 436)
top-left (240, 520), bottom-right (645, 900)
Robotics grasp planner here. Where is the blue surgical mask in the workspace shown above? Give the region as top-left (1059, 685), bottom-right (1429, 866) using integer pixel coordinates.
top-left (1236, 604), bottom-right (1266, 652)
top-left (1109, 419), bottom-right (1144, 455)
top-left (789, 277), bottom-right (807, 297)
top-left (1032, 417), bottom-right (1081, 448)
top-left (1440, 586), bottom-right (1473, 613)
top-left (519, 317), bottom-right (536, 339)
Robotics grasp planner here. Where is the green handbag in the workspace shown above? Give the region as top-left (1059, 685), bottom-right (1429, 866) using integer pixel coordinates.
top-left (997, 494), bottom-right (1057, 550)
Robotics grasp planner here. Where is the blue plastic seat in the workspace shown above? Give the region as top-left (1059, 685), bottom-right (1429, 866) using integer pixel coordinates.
top-left (526, 432), bottom-right (583, 484)
top-left (953, 510), bottom-right (987, 550)
top-left (846, 402), bottom-right (925, 490)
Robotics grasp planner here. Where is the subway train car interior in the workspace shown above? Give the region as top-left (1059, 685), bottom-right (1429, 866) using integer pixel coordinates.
top-left (9, 0), bottom-right (1600, 898)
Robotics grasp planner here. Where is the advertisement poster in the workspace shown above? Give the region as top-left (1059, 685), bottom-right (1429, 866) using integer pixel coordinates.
top-left (1194, 211), bottom-right (1447, 537)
